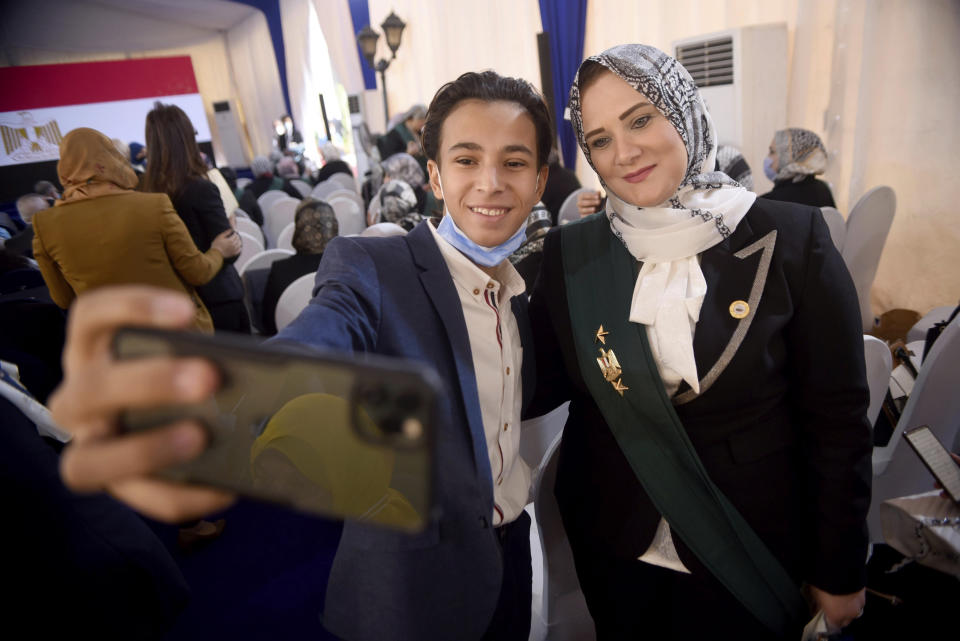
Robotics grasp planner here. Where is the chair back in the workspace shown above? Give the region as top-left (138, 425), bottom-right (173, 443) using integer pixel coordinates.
top-left (328, 172), bottom-right (357, 193)
top-left (310, 180), bottom-right (340, 201)
top-left (236, 177), bottom-right (252, 190)
top-left (557, 188), bottom-right (592, 226)
top-left (840, 186), bottom-right (896, 332)
top-left (360, 222), bottom-right (407, 238)
top-left (906, 305), bottom-right (956, 344)
top-left (275, 273), bottom-right (315, 331)
top-left (329, 196), bottom-right (366, 236)
top-left (533, 432), bottom-right (596, 641)
top-left (326, 188), bottom-right (364, 208)
top-left (235, 231), bottom-right (264, 272)
top-left (290, 179), bottom-right (312, 198)
top-left (234, 216), bottom-right (264, 248)
top-left (264, 197), bottom-right (299, 248)
top-left (276, 222), bottom-right (296, 252)
top-left (257, 189), bottom-right (288, 213)
top-left (237, 248), bottom-right (295, 279)
top-left (863, 335), bottom-right (893, 427)
top-left (820, 206), bottom-right (846, 252)
top-left (867, 313), bottom-right (960, 542)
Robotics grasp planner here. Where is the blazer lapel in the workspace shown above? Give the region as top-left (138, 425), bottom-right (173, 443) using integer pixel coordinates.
top-left (675, 217), bottom-right (778, 405)
top-left (405, 223), bottom-right (494, 486)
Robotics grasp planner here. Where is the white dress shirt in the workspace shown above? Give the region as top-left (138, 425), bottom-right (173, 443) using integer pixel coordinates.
top-left (428, 222), bottom-right (530, 526)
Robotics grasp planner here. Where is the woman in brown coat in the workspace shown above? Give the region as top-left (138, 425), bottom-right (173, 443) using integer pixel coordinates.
top-left (32, 127), bottom-right (241, 331)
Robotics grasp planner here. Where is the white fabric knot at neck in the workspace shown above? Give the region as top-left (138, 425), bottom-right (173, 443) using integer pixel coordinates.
top-left (607, 185), bottom-right (755, 394)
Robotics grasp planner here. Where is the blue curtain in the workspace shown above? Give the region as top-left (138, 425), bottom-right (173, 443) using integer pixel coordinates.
top-left (538, 0), bottom-right (588, 169)
top-left (232, 0), bottom-right (292, 117)
top-left (347, 0), bottom-right (378, 90)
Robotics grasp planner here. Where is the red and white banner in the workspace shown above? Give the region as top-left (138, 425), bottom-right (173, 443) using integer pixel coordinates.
top-left (0, 57), bottom-right (210, 168)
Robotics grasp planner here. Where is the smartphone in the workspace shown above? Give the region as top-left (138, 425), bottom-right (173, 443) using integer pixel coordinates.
top-left (113, 327), bottom-right (440, 531)
top-left (903, 425), bottom-right (960, 503)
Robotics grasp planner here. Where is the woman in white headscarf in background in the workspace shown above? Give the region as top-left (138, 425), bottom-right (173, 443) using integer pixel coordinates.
top-left (527, 44), bottom-right (870, 639)
top-left (759, 127), bottom-right (835, 208)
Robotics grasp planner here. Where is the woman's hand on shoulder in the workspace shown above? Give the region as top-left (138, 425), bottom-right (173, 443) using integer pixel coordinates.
top-left (809, 585), bottom-right (865, 631)
top-left (212, 229), bottom-right (242, 258)
top-left (51, 286), bottom-right (235, 522)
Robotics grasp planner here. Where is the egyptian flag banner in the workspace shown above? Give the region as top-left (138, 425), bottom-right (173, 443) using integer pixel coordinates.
top-left (0, 57), bottom-right (211, 202)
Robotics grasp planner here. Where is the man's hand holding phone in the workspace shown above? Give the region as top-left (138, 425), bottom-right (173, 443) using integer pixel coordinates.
top-left (51, 286), bottom-right (236, 522)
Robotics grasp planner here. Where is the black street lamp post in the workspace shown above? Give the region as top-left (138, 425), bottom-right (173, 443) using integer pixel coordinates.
top-left (357, 11), bottom-right (406, 129)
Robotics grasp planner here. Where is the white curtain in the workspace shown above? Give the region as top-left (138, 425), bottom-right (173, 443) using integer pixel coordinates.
top-left (226, 10), bottom-right (287, 159)
top-left (315, 0), bottom-right (366, 96)
top-left (364, 0), bottom-right (544, 129)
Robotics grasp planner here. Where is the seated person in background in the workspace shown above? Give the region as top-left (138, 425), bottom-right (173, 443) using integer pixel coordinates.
top-left (314, 142), bottom-right (353, 184)
top-left (276, 156), bottom-right (301, 182)
top-left (128, 142), bottom-right (147, 172)
top-left (245, 155), bottom-right (302, 201)
top-left (34, 179), bottom-right (61, 203)
top-left (220, 165), bottom-right (263, 225)
top-left (261, 198), bottom-right (338, 335)
top-left (366, 178), bottom-right (420, 230)
top-left (540, 147), bottom-right (581, 225)
top-left (377, 104), bottom-right (428, 175)
top-left (716, 143), bottom-right (754, 191)
top-left (31, 127), bottom-right (241, 332)
top-left (381, 151), bottom-right (427, 212)
top-left (760, 127), bottom-right (836, 208)
top-left (6, 193), bottom-right (49, 259)
top-left (144, 102), bottom-right (250, 334)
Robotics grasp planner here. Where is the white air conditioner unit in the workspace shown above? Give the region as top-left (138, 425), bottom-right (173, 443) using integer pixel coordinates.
top-left (211, 100), bottom-right (250, 168)
top-left (674, 23), bottom-right (788, 193)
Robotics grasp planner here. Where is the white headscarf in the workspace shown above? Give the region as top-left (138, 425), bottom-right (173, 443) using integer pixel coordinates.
top-left (568, 44), bottom-right (756, 394)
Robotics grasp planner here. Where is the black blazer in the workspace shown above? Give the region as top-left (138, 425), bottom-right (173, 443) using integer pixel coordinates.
top-left (760, 175), bottom-right (836, 208)
top-left (171, 179), bottom-right (244, 307)
top-left (261, 252), bottom-right (324, 335)
top-left (527, 198), bottom-right (872, 595)
top-left (5, 227), bottom-right (34, 259)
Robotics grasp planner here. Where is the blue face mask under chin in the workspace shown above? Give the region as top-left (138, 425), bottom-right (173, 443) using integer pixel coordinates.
top-left (763, 155), bottom-right (777, 181)
top-left (433, 171), bottom-right (533, 267)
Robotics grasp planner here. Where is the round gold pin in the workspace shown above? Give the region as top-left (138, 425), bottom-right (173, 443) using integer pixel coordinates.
top-left (729, 300), bottom-right (750, 319)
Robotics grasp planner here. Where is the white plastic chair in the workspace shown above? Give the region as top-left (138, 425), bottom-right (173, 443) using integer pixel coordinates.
top-left (275, 273), bottom-right (315, 332)
top-left (237, 248), bottom-right (295, 280)
top-left (820, 206), bottom-right (846, 252)
top-left (290, 179), bottom-right (312, 198)
top-left (276, 222), bottom-right (296, 252)
top-left (234, 216), bottom-right (264, 248)
top-left (863, 335), bottom-right (893, 428)
top-left (867, 313), bottom-right (960, 543)
top-left (328, 172), bottom-right (357, 193)
top-left (532, 433), bottom-right (596, 641)
top-left (840, 186), bottom-right (896, 332)
top-left (906, 305), bottom-right (955, 344)
top-left (360, 222), bottom-right (407, 238)
top-left (329, 196), bottom-right (366, 236)
top-left (310, 180), bottom-right (341, 201)
top-left (236, 177), bottom-right (252, 190)
top-left (264, 197), bottom-right (299, 248)
top-left (326, 188), bottom-right (364, 210)
top-left (257, 189), bottom-right (288, 214)
top-left (557, 188), bottom-right (592, 226)
top-left (234, 231), bottom-right (264, 273)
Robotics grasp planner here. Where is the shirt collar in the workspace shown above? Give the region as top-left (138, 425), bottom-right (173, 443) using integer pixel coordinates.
top-left (427, 218), bottom-right (526, 299)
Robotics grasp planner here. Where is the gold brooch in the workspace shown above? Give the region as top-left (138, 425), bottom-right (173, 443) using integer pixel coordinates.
top-left (729, 300), bottom-right (750, 319)
top-left (594, 325), bottom-right (609, 345)
top-left (597, 348), bottom-right (629, 396)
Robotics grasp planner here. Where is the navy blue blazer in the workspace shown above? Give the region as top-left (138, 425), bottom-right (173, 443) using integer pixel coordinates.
top-left (275, 221), bottom-right (535, 641)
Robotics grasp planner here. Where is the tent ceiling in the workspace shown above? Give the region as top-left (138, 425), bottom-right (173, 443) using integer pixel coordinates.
top-left (2, 0), bottom-right (259, 55)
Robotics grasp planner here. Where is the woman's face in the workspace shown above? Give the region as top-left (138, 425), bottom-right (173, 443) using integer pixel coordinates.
top-left (767, 139), bottom-right (780, 172)
top-left (427, 99), bottom-right (547, 248)
top-left (580, 70), bottom-right (688, 207)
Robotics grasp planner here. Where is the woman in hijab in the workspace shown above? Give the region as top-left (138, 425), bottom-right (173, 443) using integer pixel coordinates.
top-left (528, 45), bottom-right (870, 639)
top-left (366, 178), bottom-right (419, 228)
top-left (261, 198), bottom-right (338, 335)
top-left (760, 128), bottom-right (836, 207)
top-left (31, 128), bottom-right (240, 331)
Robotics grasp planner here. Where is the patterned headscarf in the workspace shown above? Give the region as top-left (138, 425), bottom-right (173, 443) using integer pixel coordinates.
top-left (771, 128), bottom-right (828, 183)
top-left (57, 128), bottom-right (138, 204)
top-left (382, 153), bottom-right (425, 188)
top-left (367, 179), bottom-right (418, 224)
top-left (292, 198), bottom-right (338, 254)
top-left (716, 144), bottom-right (753, 191)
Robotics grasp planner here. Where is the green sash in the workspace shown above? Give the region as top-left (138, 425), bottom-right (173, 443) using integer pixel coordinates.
top-left (560, 215), bottom-right (806, 635)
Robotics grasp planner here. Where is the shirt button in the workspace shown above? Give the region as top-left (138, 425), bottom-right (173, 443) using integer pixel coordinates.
top-left (505, 367), bottom-right (510, 375)
top-left (503, 423), bottom-right (509, 431)
top-left (486, 282), bottom-right (494, 289)
top-left (472, 288), bottom-right (480, 295)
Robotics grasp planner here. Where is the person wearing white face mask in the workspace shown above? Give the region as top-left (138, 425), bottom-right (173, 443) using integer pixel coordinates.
top-left (46, 71), bottom-right (551, 641)
top-left (527, 44), bottom-right (871, 639)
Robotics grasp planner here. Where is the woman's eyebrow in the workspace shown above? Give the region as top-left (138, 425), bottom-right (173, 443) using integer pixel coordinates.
top-left (619, 101), bottom-right (652, 121)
